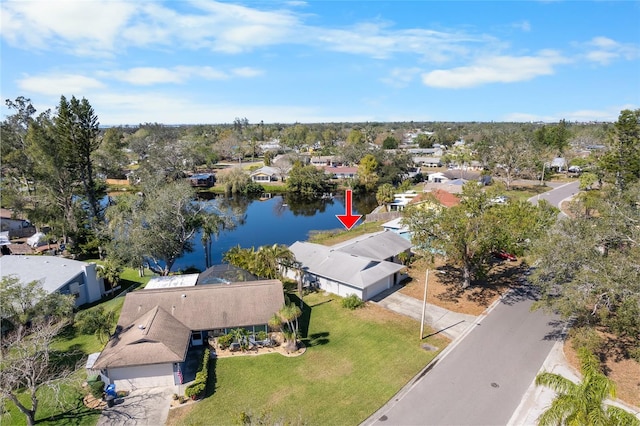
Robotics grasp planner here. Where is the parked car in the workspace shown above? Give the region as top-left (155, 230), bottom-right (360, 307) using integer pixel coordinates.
top-left (493, 250), bottom-right (517, 261)
top-left (490, 195), bottom-right (508, 205)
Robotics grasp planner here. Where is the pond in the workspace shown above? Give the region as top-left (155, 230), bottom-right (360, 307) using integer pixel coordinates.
top-left (171, 192), bottom-right (377, 272)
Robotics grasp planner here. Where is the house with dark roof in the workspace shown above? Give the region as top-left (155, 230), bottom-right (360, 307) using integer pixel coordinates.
top-left (93, 280), bottom-right (285, 390)
top-left (287, 231), bottom-right (411, 301)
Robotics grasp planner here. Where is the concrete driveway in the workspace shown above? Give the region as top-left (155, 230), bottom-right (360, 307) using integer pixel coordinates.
top-left (97, 386), bottom-right (174, 426)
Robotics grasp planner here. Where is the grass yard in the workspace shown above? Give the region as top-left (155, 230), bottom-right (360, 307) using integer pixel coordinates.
top-left (308, 221), bottom-right (384, 246)
top-left (1, 266), bottom-right (151, 426)
top-left (0, 371), bottom-right (101, 426)
top-left (167, 291), bottom-right (448, 426)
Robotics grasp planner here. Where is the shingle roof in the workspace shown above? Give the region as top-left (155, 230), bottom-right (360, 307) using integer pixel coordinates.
top-left (332, 231), bottom-right (412, 260)
top-left (117, 280), bottom-right (285, 331)
top-left (93, 306), bottom-right (191, 369)
top-left (289, 241), bottom-right (404, 290)
top-left (0, 256), bottom-right (87, 294)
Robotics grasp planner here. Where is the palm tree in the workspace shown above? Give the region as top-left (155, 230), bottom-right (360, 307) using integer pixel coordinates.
top-left (376, 183), bottom-right (396, 212)
top-left (535, 347), bottom-right (640, 426)
top-left (271, 302), bottom-right (302, 353)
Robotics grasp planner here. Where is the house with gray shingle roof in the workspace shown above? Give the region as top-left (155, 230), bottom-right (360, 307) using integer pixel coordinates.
top-left (93, 280), bottom-right (285, 390)
top-left (0, 256), bottom-right (104, 307)
top-left (288, 231), bottom-right (410, 301)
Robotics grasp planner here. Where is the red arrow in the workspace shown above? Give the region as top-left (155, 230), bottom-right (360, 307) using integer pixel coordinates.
top-left (336, 189), bottom-right (362, 230)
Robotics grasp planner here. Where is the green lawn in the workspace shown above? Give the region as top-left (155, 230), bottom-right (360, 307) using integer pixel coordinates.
top-left (308, 221), bottom-right (384, 246)
top-left (1, 371), bottom-right (101, 426)
top-left (168, 292), bottom-right (448, 426)
top-left (1, 266), bottom-right (151, 426)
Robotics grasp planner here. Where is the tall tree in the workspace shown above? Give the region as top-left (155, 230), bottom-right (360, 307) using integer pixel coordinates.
top-left (530, 183), bottom-right (640, 359)
top-left (404, 183), bottom-right (556, 288)
top-left (376, 183), bottom-right (396, 211)
top-left (106, 181), bottom-right (205, 275)
top-left (357, 154), bottom-right (379, 191)
top-left (54, 96), bottom-right (102, 225)
top-left (535, 347), bottom-right (640, 426)
top-left (600, 109), bottom-right (640, 191)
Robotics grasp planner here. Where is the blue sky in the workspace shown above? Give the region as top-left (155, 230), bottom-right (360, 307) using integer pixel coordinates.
top-left (1, 1), bottom-right (639, 125)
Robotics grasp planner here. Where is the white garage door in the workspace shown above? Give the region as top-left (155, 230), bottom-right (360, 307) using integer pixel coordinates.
top-left (108, 363), bottom-right (175, 390)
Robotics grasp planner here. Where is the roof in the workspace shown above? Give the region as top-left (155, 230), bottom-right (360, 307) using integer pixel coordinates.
top-left (144, 274), bottom-right (199, 290)
top-left (381, 217), bottom-right (405, 230)
top-left (322, 166), bottom-right (358, 174)
top-left (189, 173), bottom-right (214, 179)
top-left (93, 306), bottom-right (192, 369)
top-left (0, 256), bottom-right (88, 294)
top-left (331, 231), bottom-right (412, 260)
top-left (117, 280), bottom-right (285, 331)
top-left (250, 166), bottom-right (280, 177)
top-left (289, 241), bottom-right (405, 290)
top-left (424, 189), bottom-right (460, 208)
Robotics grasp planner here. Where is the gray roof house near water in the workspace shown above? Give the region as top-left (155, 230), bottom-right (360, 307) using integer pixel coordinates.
top-left (288, 231), bottom-right (411, 301)
top-left (93, 280), bottom-right (285, 390)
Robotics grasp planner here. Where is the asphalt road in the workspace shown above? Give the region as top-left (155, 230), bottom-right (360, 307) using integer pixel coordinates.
top-left (368, 286), bottom-right (563, 426)
top-left (364, 182), bottom-right (576, 426)
top-left (529, 180), bottom-right (580, 213)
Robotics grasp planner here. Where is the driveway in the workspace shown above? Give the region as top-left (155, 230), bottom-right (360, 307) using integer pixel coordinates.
top-left (96, 386), bottom-right (174, 426)
top-left (371, 288), bottom-right (477, 340)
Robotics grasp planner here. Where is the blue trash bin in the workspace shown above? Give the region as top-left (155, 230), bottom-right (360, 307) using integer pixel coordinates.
top-left (105, 384), bottom-right (116, 398)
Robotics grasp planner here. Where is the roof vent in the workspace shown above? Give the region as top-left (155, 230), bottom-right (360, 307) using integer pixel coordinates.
top-left (138, 325), bottom-right (145, 330)
top-left (181, 294), bottom-right (186, 298)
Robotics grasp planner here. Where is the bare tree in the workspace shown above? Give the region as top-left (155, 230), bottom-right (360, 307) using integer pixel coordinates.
top-left (0, 320), bottom-right (76, 426)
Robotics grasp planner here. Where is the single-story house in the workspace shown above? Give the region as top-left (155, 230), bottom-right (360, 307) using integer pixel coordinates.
top-left (310, 155), bottom-right (340, 167)
top-left (322, 166), bottom-right (358, 179)
top-left (413, 157), bottom-right (443, 168)
top-left (93, 280), bottom-right (284, 390)
top-left (188, 173), bottom-right (216, 188)
top-left (144, 274), bottom-right (199, 290)
top-left (250, 166), bottom-right (282, 182)
top-left (0, 256), bottom-right (104, 307)
top-left (550, 157), bottom-right (567, 172)
top-left (287, 231), bottom-right (411, 301)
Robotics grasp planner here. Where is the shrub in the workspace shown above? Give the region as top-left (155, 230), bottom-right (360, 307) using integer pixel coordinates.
top-left (256, 330), bottom-right (268, 341)
top-left (89, 379), bottom-right (105, 399)
top-left (185, 382), bottom-right (205, 398)
top-left (218, 334), bottom-right (234, 349)
top-left (342, 294), bottom-right (364, 310)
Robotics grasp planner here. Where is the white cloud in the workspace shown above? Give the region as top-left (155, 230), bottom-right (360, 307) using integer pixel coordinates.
top-left (503, 104), bottom-right (638, 123)
top-left (89, 92), bottom-right (369, 125)
top-left (421, 50), bottom-right (569, 88)
top-left (512, 21), bottom-right (531, 32)
top-left (380, 67), bottom-right (422, 88)
top-left (232, 67), bottom-right (264, 78)
top-left (0, 1), bottom-right (137, 55)
top-left (581, 36), bottom-right (640, 65)
top-left (99, 66), bottom-right (260, 86)
top-left (18, 74), bottom-right (105, 96)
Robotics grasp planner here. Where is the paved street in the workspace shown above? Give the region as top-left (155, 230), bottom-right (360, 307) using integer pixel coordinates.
top-left (366, 285), bottom-right (563, 425)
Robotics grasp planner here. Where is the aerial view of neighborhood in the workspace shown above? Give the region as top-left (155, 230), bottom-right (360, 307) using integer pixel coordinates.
top-left (1, 1), bottom-right (639, 426)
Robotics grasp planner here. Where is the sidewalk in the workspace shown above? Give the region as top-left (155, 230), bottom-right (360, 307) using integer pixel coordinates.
top-left (508, 340), bottom-right (640, 425)
top-left (371, 287), bottom-right (477, 340)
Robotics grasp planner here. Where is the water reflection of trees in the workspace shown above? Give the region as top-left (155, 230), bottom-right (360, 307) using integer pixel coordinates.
top-left (284, 195), bottom-right (333, 217)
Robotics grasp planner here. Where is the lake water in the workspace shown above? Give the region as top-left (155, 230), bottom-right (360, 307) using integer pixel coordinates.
top-left (172, 193), bottom-right (376, 272)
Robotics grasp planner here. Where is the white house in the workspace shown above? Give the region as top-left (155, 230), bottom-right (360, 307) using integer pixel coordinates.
top-left (288, 231), bottom-right (411, 301)
top-left (0, 256), bottom-right (104, 307)
top-left (250, 166), bottom-right (282, 182)
top-left (426, 172), bottom-right (450, 183)
top-left (93, 280), bottom-right (285, 390)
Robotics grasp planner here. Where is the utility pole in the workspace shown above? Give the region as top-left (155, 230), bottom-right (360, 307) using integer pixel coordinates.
top-left (420, 269), bottom-right (429, 339)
